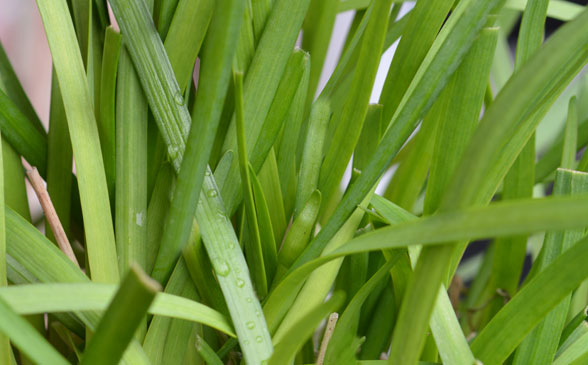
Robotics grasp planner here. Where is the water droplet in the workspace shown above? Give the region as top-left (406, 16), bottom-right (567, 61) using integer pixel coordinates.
top-left (246, 321), bottom-right (255, 330)
top-left (135, 212), bottom-right (145, 227)
top-left (244, 340), bottom-right (250, 345)
top-left (174, 92), bottom-right (185, 105)
top-left (207, 189), bottom-right (218, 198)
top-left (256, 336), bottom-right (263, 343)
top-left (255, 310), bottom-right (261, 317)
top-left (213, 259), bottom-right (230, 276)
top-left (227, 242), bottom-right (235, 250)
top-left (205, 170), bottom-right (211, 177)
top-left (246, 297), bottom-right (253, 303)
top-left (236, 278), bottom-right (245, 288)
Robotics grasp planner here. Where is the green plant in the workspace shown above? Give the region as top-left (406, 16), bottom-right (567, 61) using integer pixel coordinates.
top-left (1, 0), bottom-right (588, 363)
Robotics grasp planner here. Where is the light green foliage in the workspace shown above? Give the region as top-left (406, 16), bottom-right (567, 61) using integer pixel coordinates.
top-left (2, 1), bottom-right (588, 364)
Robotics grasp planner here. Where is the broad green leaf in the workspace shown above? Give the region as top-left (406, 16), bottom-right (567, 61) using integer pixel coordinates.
top-left (36, 0), bottom-right (119, 283)
top-left (80, 265), bottom-right (160, 365)
top-left (0, 296), bottom-right (68, 365)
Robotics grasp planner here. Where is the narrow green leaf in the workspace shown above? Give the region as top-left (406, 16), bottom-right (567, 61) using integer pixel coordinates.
top-left (164, 0), bottom-right (214, 93)
top-left (384, 109), bottom-right (438, 210)
top-left (257, 150), bottom-right (287, 247)
top-left (249, 163), bottom-right (279, 286)
top-left (150, 0), bottom-right (245, 284)
top-left (295, 100), bottom-right (330, 216)
top-left (45, 70), bottom-right (72, 245)
top-left (144, 258), bottom-right (206, 364)
top-left (378, 0), bottom-right (455, 127)
top-left (272, 190), bottom-right (373, 343)
top-left (371, 196), bottom-right (476, 365)
top-left (154, 0), bottom-right (179, 38)
top-left (251, 0), bottom-right (272, 43)
top-left (0, 90), bottom-right (47, 175)
top-left (562, 96), bottom-right (578, 169)
top-left (219, 0), bottom-right (312, 215)
top-left (536, 117), bottom-right (588, 182)
top-left (276, 57), bottom-right (310, 217)
top-left (293, 0), bottom-right (507, 274)
top-left (98, 26), bottom-right (121, 199)
top-left (146, 163), bottom-right (174, 275)
top-left (353, 104), bottom-right (382, 173)
top-left (116, 46), bottom-right (149, 275)
top-left (234, 70), bottom-right (268, 297)
top-left (424, 27), bottom-right (497, 215)
top-left (80, 265), bottom-right (161, 365)
top-left (471, 234), bottom-right (588, 364)
top-left (0, 296), bottom-right (68, 365)
top-left (318, 0), bottom-right (393, 206)
top-left (221, 49), bottom-right (309, 216)
top-left (269, 292), bottom-right (344, 365)
top-left (36, 0), bottom-right (119, 283)
top-left (396, 8), bottom-right (588, 364)
top-left (263, 194), bottom-right (588, 343)
top-left (325, 259), bottom-right (395, 364)
top-left (0, 133), bottom-right (8, 365)
top-left (506, 0), bottom-right (584, 21)
top-left (486, 0), bottom-right (547, 321)
top-left (195, 335), bottom-right (223, 365)
top-left (555, 322), bottom-right (588, 364)
top-left (302, 0), bottom-right (339, 106)
top-left (277, 190), bottom-right (321, 276)
top-left (514, 169), bottom-right (588, 365)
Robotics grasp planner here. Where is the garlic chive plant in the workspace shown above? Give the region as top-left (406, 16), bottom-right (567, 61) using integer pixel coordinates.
top-left (1, 0), bottom-right (588, 364)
